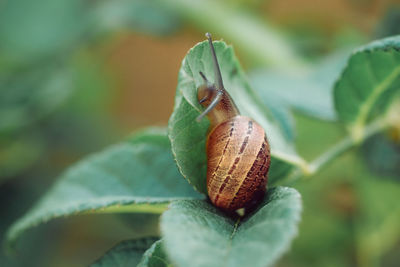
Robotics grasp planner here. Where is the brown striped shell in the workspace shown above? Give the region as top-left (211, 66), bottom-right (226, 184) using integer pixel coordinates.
top-left (206, 116), bottom-right (271, 213)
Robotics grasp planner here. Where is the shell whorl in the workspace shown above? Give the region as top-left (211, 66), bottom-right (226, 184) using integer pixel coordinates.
top-left (206, 116), bottom-right (271, 213)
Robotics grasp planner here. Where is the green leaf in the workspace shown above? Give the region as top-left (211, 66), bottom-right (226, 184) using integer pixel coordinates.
top-left (161, 187), bottom-right (302, 267)
top-left (168, 40), bottom-right (305, 194)
top-left (138, 240), bottom-right (171, 267)
top-left (92, 237), bottom-right (171, 267)
top-left (334, 35), bottom-right (400, 139)
top-left (91, 237), bottom-right (159, 267)
top-left (6, 128), bottom-right (202, 248)
top-left (250, 51), bottom-right (349, 122)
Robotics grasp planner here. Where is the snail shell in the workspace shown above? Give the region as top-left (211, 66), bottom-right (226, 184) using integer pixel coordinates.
top-left (206, 116), bottom-right (270, 212)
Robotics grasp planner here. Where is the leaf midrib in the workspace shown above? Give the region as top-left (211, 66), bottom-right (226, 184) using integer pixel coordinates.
top-left (222, 218), bottom-right (241, 267)
top-left (352, 64), bottom-right (400, 134)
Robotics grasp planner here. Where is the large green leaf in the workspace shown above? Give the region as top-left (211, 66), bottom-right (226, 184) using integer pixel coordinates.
top-left (6, 128), bottom-right (202, 248)
top-left (168, 40), bottom-right (305, 194)
top-left (161, 187), bottom-right (302, 267)
top-left (250, 51), bottom-right (349, 123)
top-left (91, 237), bottom-right (159, 267)
top-left (334, 35), bottom-right (400, 139)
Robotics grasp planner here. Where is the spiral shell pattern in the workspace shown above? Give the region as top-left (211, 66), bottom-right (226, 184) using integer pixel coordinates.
top-left (206, 116), bottom-right (271, 213)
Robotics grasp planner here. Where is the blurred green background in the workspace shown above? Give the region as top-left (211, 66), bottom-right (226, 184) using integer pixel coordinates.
top-left (1, 0), bottom-right (400, 266)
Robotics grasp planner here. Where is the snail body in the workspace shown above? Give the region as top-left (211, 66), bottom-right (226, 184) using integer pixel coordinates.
top-left (197, 33), bottom-right (271, 214)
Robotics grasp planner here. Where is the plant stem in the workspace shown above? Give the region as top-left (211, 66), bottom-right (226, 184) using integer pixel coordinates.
top-left (308, 119), bottom-right (389, 175)
top-left (281, 118), bottom-right (391, 185)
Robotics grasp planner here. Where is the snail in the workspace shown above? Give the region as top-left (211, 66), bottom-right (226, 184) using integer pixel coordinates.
top-left (196, 33), bottom-right (271, 215)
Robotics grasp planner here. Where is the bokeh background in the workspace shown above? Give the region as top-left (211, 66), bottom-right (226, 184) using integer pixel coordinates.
top-left (1, 0), bottom-right (400, 266)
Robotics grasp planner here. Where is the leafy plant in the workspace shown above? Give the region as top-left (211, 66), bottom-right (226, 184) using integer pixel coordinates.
top-left (4, 33), bottom-right (400, 267)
